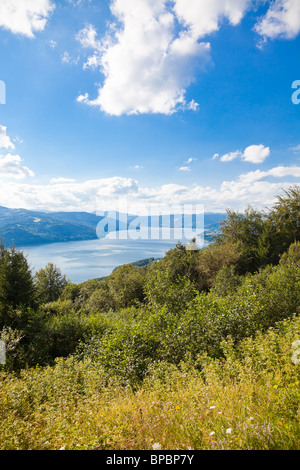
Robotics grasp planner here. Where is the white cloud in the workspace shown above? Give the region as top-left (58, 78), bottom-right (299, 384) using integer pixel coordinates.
top-left (220, 150), bottom-right (242, 162)
top-left (0, 167), bottom-right (298, 213)
top-left (255, 0), bottom-right (300, 40)
top-left (76, 0), bottom-right (211, 115)
top-left (61, 51), bottom-right (79, 65)
top-left (75, 0), bottom-right (300, 116)
top-left (76, 23), bottom-right (100, 50)
top-left (173, 0), bottom-right (252, 39)
top-left (217, 144), bottom-right (270, 164)
top-left (0, 0), bottom-right (54, 37)
top-left (242, 144), bottom-right (270, 164)
top-left (291, 144), bottom-right (300, 153)
top-left (185, 157), bottom-right (197, 164)
top-left (0, 125), bottom-right (15, 150)
top-left (239, 165), bottom-right (300, 184)
top-left (50, 177), bottom-right (76, 184)
top-left (76, 93), bottom-right (90, 104)
top-left (179, 166), bottom-right (191, 172)
top-left (187, 100), bottom-right (199, 111)
top-left (0, 153), bottom-right (35, 180)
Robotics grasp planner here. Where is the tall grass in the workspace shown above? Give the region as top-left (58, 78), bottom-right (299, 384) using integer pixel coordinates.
top-left (0, 315), bottom-right (299, 450)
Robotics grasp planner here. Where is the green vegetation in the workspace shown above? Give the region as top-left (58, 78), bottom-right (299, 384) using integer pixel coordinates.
top-left (0, 186), bottom-right (299, 450)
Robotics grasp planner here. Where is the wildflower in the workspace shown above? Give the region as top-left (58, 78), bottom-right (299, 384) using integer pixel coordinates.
top-left (226, 428), bottom-right (232, 434)
top-left (209, 432), bottom-right (215, 436)
top-left (152, 442), bottom-right (162, 450)
top-left (209, 406), bottom-right (216, 409)
top-left (59, 446), bottom-right (65, 450)
top-left (248, 417), bottom-right (254, 421)
top-left (176, 406), bottom-right (181, 410)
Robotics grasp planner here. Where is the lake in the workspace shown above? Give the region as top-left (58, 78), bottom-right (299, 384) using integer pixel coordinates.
top-left (19, 233), bottom-right (207, 283)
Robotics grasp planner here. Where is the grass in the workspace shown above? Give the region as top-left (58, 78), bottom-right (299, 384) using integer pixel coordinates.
top-left (0, 315), bottom-right (299, 450)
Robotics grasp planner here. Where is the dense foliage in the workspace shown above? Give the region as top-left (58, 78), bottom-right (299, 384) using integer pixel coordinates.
top-left (0, 186), bottom-right (299, 449)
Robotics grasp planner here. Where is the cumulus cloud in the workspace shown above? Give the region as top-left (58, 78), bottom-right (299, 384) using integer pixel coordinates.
top-left (242, 144), bottom-right (270, 164)
top-left (173, 0), bottom-right (252, 39)
top-left (255, 0), bottom-right (300, 40)
top-left (217, 144), bottom-right (270, 164)
top-left (0, 125), bottom-right (15, 150)
top-left (0, 153), bottom-right (35, 179)
top-left (0, 126), bottom-right (34, 180)
top-left (75, 0), bottom-right (300, 116)
top-left (0, 167), bottom-right (298, 213)
top-left (76, 0), bottom-right (211, 115)
top-left (0, 0), bottom-right (54, 37)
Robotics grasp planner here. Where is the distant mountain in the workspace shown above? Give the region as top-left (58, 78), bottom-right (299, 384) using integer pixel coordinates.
top-left (0, 206), bottom-right (103, 247)
top-left (0, 206), bottom-right (227, 247)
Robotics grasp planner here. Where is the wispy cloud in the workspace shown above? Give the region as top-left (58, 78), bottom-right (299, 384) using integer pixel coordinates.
top-left (179, 166), bottom-right (191, 172)
top-left (61, 51), bottom-right (80, 65)
top-left (185, 157), bottom-right (197, 164)
top-left (0, 154), bottom-right (34, 180)
top-left (291, 144), bottom-right (300, 153)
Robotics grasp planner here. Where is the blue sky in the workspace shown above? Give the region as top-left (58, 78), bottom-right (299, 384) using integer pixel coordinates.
top-left (0, 0), bottom-right (299, 214)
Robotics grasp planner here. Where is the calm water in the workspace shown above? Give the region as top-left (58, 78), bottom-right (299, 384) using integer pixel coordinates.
top-left (19, 234), bottom-right (205, 283)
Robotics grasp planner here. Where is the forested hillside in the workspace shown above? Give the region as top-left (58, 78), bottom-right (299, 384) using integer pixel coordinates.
top-left (0, 186), bottom-right (299, 450)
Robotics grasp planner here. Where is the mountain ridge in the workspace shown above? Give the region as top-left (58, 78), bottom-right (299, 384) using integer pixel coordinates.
top-left (0, 206), bottom-right (227, 247)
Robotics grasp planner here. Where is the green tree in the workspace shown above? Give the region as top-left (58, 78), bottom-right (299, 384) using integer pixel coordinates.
top-left (267, 185), bottom-right (300, 258)
top-left (34, 263), bottom-right (68, 304)
top-left (152, 241), bottom-right (200, 287)
top-left (108, 263), bottom-right (146, 310)
top-left (196, 241), bottom-right (241, 289)
top-left (215, 207), bottom-right (269, 273)
top-left (0, 244), bottom-right (35, 326)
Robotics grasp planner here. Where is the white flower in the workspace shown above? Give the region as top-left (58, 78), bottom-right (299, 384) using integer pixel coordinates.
top-left (209, 431), bottom-right (215, 436)
top-left (226, 428), bottom-right (232, 434)
top-left (209, 406), bottom-right (216, 409)
top-left (152, 442), bottom-right (162, 450)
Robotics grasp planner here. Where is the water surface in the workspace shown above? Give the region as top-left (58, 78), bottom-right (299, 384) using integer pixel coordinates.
top-left (19, 236), bottom-right (195, 283)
